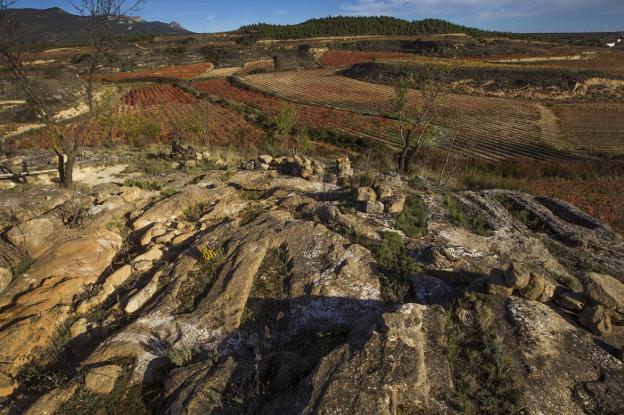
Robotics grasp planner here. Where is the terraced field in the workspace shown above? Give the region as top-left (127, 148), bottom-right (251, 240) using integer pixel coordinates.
top-left (99, 63), bottom-right (214, 81)
top-left (193, 80), bottom-right (402, 149)
top-left (552, 103), bottom-right (624, 155)
top-left (319, 50), bottom-right (416, 66)
top-left (238, 68), bottom-right (575, 161)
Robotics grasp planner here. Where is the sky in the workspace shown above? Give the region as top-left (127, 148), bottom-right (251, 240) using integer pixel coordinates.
top-left (14, 0), bottom-right (624, 33)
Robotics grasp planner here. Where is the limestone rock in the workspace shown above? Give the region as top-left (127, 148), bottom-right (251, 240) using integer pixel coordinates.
top-left (77, 265), bottom-right (133, 314)
top-left (578, 305), bottom-right (612, 336)
top-left (84, 365), bottom-right (122, 394)
top-left (356, 187), bottom-right (376, 202)
top-left (124, 273), bottom-right (160, 314)
top-left (258, 154), bottom-right (273, 165)
top-left (409, 273), bottom-right (452, 303)
top-left (585, 272), bottom-right (624, 311)
top-left (554, 290), bottom-right (586, 313)
top-left (6, 217), bottom-right (56, 258)
top-left (488, 268), bottom-right (513, 296)
top-left (0, 371), bottom-right (16, 398)
top-left (385, 194), bottom-right (406, 214)
top-left (375, 183), bottom-right (393, 200)
top-left (364, 200), bottom-right (385, 214)
top-left (24, 383), bottom-right (79, 415)
top-left (503, 262), bottom-right (531, 289)
top-left (0, 230), bottom-right (121, 382)
top-left (0, 267), bottom-right (11, 293)
top-left (517, 272), bottom-right (546, 301)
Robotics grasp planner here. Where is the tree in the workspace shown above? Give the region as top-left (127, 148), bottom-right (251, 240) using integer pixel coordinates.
top-left (0, 0), bottom-right (79, 187)
top-left (394, 66), bottom-right (452, 174)
top-left (71, 0), bottom-right (145, 111)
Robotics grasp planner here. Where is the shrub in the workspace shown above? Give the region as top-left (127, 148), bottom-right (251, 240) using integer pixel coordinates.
top-left (166, 344), bottom-right (193, 367)
top-left (445, 194), bottom-right (492, 236)
top-left (394, 195), bottom-right (427, 238)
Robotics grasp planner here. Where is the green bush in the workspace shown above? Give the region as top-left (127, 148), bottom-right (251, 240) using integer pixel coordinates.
top-left (394, 195), bottom-right (427, 238)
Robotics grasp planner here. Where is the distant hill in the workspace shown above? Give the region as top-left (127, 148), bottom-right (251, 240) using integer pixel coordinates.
top-left (6, 7), bottom-right (192, 47)
top-left (239, 16), bottom-right (505, 40)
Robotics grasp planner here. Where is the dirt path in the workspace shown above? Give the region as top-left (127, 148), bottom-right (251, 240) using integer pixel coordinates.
top-left (538, 104), bottom-right (568, 151)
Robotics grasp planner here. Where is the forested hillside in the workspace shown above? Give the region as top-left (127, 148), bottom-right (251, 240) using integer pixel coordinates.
top-left (239, 16), bottom-right (503, 39)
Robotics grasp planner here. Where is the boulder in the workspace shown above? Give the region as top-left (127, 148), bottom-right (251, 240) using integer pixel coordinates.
top-left (578, 305), bottom-right (612, 336)
top-left (6, 217), bottom-right (56, 257)
top-left (77, 265), bottom-right (133, 314)
top-left (23, 383), bottom-right (79, 415)
top-left (385, 195), bottom-right (406, 214)
top-left (356, 187), bottom-right (376, 202)
top-left (409, 273), bottom-right (452, 303)
top-left (84, 365), bottom-right (122, 394)
top-left (258, 154), bottom-right (273, 165)
top-left (554, 290), bottom-right (586, 313)
top-left (375, 184), bottom-right (393, 200)
top-left (517, 273), bottom-right (546, 301)
top-left (488, 268), bottom-right (513, 297)
top-left (124, 273), bottom-right (160, 314)
top-left (585, 272), bottom-right (624, 311)
top-left (503, 262), bottom-right (531, 289)
top-left (364, 201), bottom-right (385, 214)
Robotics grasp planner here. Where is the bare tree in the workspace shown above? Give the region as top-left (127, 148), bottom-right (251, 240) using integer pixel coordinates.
top-left (71, 0), bottom-right (145, 111)
top-left (0, 0), bottom-right (79, 187)
top-left (394, 66), bottom-right (452, 174)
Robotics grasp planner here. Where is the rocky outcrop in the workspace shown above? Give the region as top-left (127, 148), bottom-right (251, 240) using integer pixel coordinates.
top-left (0, 153), bottom-right (623, 414)
top-left (0, 230), bottom-right (121, 396)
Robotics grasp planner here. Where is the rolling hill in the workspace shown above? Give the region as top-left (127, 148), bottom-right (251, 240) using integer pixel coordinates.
top-left (5, 7), bottom-right (191, 46)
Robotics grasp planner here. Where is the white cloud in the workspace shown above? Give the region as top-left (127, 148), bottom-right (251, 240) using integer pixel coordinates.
top-left (275, 10), bottom-right (287, 15)
top-left (341, 0), bottom-right (623, 21)
top-left (205, 15), bottom-right (216, 21)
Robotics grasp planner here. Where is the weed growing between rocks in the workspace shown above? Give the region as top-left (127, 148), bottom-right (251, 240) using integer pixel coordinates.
top-left (123, 178), bottom-right (163, 191)
top-left (166, 344), bottom-right (193, 367)
top-left (445, 194), bottom-right (492, 237)
top-left (445, 293), bottom-right (525, 415)
top-left (56, 361), bottom-right (158, 415)
top-left (369, 232), bottom-right (421, 304)
top-left (174, 245), bottom-right (223, 314)
top-left (182, 201), bottom-right (208, 222)
top-left (394, 195), bottom-right (428, 238)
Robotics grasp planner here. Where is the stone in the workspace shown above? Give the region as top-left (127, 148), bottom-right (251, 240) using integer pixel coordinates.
top-left (578, 305), bottom-right (612, 336)
top-left (554, 290), bottom-right (586, 313)
top-left (585, 272), bottom-right (624, 311)
top-left (69, 318), bottom-right (89, 338)
top-left (6, 217), bottom-right (56, 257)
top-left (364, 201), bottom-right (385, 214)
top-left (140, 224), bottom-right (168, 247)
top-left (385, 195), bottom-right (406, 214)
top-left (0, 267), bottom-right (11, 293)
top-left (133, 246), bottom-right (163, 264)
top-left (258, 154), bottom-right (273, 165)
top-left (488, 268), bottom-right (514, 296)
top-left (409, 273), bottom-right (452, 303)
top-left (356, 187), bottom-right (377, 202)
top-left (124, 273), bottom-right (160, 314)
top-left (503, 262), bottom-right (532, 289)
top-left (518, 272), bottom-right (546, 301)
top-left (375, 184), bottom-right (393, 200)
top-left (539, 278), bottom-right (556, 303)
top-left (77, 265), bottom-right (133, 314)
top-left (0, 230), bottom-right (121, 381)
top-left (84, 365), bottom-right (122, 394)
top-left (23, 383), bottom-right (79, 415)
top-left (0, 371), bottom-right (16, 398)
top-left (172, 231), bottom-right (195, 245)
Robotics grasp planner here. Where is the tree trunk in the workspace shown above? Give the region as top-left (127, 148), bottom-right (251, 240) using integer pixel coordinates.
top-left (62, 152), bottom-right (75, 188)
top-left (87, 67), bottom-right (94, 112)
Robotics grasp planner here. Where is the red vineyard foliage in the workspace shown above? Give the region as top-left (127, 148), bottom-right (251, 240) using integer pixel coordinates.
top-left (99, 63), bottom-right (214, 81)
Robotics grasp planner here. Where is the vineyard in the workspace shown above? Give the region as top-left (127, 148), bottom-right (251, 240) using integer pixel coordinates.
top-left (16, 84), bottom-right (261, 148)
top-left (319, 50), bottom-right (416, 66)
top-left (194, 66), bottom-right (242, 79)
top-left (552, 103), bottom-right (624, 156)
top-left (100, 63), bottom-right (214, 81)
top-left (241, 58), bottom-right (275, 73)
top-left (237, 69), bottom-right (576, 161)
top-left (193, 80), bottom-right (403, 150)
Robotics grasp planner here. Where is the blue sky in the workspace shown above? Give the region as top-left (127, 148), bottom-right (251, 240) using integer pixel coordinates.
top-left (15, 0), bottom-right (624, 33)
